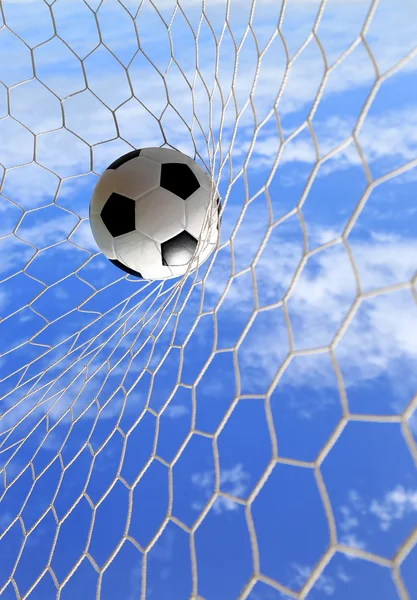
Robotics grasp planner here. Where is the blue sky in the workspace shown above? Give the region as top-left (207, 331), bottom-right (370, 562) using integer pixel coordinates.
top-left (0, 0), bottom-right (417, 598)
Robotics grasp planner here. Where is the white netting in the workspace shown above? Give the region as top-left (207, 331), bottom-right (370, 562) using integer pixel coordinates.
top-left (1, 0), bottom-right (417, 598)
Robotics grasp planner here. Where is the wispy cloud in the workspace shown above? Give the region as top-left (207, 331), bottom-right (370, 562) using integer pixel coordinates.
top-left (1, 0), bottom-right (415, 199)
top-left (288, 562), bottom-right (351, 596)
top-left (338, 491), bottom-right (368, 552)
top-left (69, 219), bottom-right (100, 253)
top-left (191, 463), bottom-right (250, 514)
top-left (0, 3), bottom-right (415, 599)
top-left (16, 213), bottom-right (80, 250)
top-left (163, 404), bottom-right (189, 418)
top-left (340, 533), bottom-right (367, 554)
top-left (370, 485), bottom-right (417, 531)
top-left (337, 485), bottom-right (417, 552)
top-left (127, 560), bottom-right (143, 600)
top-left (221, 214), bottom-right (417, 395)
top-left (240, 106), bottom-right (417, 177)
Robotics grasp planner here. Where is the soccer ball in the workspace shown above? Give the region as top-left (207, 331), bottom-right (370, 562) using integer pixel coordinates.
top-left (89, 148), bottom-right (221, 280)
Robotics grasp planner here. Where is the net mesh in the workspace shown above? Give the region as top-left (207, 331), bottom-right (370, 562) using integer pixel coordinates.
top-left (1, 0), bottom-right (417, 598)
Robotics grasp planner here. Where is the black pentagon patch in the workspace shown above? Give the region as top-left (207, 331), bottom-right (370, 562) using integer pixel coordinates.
top-left (109, 259), bottom-right (143, 278)
top-left (101, 193), bottom-right (136, 237)
top-left (161, 231), bottom-right (197, 267)
top-left (107, 149), bottom-right (141, 170)
top-left (160, 163), bottom-right (200, 200)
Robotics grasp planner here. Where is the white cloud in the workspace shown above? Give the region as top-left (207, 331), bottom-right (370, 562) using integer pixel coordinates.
top-left (148, 528), bottom-right (175, 563)
top-left (337, 485), bottom-right (417, 554)
top-left (2, 0), bottom-right (45, 3)
top-left (0, 318), bottom-right (151, 440)
top-left (370, 485), bottom-right (417, 531)
top-left (288, 563), bottom-right (312, 589)
top-left (315, 574), bottom-right (336, 597)
top-left (225, 213), bottom-right (417, 394)
top-left (241, 106), bottom-right (417, 178)
top-left (16, 214), bottom-right (79, 250)
top-left (39, 429), bottom-right (64, 452)
top-left (70, 219), bottom-right (100, 253)
top-left (357, 108), bottom-right (417, 165)
top-left (1, 0), bottom-right (415, 498)
top-left (0, 5), bottom-right (415, 591)
top-left (162, 404), bottom-right (188, 418)
top-left (337, 492), bottom-right (368, 553)
top-left (288, 562), bottom-right (351, 595)
top-left (194, 175), bottom-right (417, 406)
top-left (191, 463), bottom-right (250, 514)
top-left (1, 0), bottom-right (415, 198)
top-left (339, 506), bottom-right (359, 533)
top-left (127, 560), bottom-right (143, 600)
top-left (340, 533), bottom-right (367, 555)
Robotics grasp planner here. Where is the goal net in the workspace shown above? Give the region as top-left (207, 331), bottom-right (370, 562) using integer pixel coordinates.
top-left (1, 0), bottom-right (417, 598)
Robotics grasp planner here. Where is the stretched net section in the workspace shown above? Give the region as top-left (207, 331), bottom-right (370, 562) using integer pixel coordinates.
top-left (1, 0), bottom-right (417, 598)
